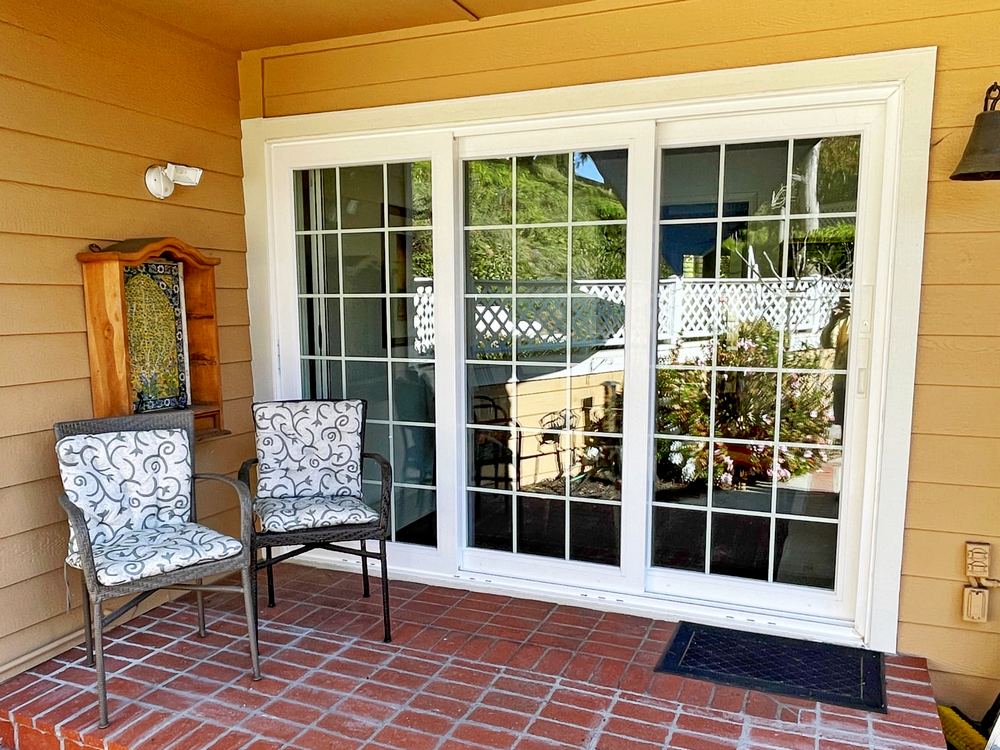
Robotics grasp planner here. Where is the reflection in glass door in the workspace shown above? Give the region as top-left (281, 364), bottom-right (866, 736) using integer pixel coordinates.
top-left (464, 150), bottom-right (629, 566)
top-left (293, 161), bottom-right (438, 546)
top-left (651, 136), bottom-right (860, 589)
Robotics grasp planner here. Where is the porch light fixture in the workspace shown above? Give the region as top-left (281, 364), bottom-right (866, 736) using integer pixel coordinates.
top-left (144, 162), bottom-right (204, 199)
top-left (950, 82), bottom-right (1000, 180)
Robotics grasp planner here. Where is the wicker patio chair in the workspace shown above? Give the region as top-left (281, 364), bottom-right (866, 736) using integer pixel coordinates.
top-left (53, 411), bottom-right (261, 727)
top-left (240, 399), bottom-right (393, 642)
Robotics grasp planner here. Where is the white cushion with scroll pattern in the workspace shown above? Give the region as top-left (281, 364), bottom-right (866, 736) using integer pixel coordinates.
top-left (65, 523), bottom-right (242, 586)
top-left (56, 428), bottom-right (242, 586)
top-left (56, 429), bottom-right (192, 560)
top-left (252, 401), bottom-right (364, 499)
top-left (255, 495), bottom-right (378, 533)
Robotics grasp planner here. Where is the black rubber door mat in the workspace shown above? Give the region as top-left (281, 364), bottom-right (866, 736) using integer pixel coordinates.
top-left (656, 621), bottom-right (886, 712)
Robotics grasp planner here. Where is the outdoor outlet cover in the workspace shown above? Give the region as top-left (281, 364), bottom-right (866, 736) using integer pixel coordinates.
top-left (963, 587), bottom-right (989, 623)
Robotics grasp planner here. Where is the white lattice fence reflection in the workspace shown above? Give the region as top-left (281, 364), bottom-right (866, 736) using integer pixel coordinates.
top-left (436, 277), bottom-right (847, 356)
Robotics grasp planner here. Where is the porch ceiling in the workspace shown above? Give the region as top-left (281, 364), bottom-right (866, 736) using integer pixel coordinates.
top-left (111, 0), bottom-right (597, 52)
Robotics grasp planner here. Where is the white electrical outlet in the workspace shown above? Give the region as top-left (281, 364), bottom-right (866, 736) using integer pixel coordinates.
top-left (966, 542), bottom-right (991, 577)
top-left (963, 587), bottom-right (989, 622)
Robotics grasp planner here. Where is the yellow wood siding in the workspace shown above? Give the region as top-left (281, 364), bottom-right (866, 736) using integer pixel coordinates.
top-left (238, 0), bottom-right (1000, 714)
top-left (0, 0), bottom-right (252, 680)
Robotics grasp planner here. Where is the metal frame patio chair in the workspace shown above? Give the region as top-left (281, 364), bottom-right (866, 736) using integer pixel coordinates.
top-left (240, 399), bottom-right (393, 643)
top-left (53, 410), bottom-right (261, 727)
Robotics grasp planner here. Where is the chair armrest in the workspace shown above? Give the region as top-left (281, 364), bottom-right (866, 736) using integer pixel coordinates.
top-left (57, 491), bottom-right (99, 593)
top-left (238, 457), bottom-right (258, 487)
top-left (194, 473), bottom-right (254, 555)
top-left (363, 452), bottom-right (392, 531)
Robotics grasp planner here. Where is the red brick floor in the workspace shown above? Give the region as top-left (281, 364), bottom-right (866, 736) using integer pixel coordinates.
top-left (0, 564), bottom-right (945, 750)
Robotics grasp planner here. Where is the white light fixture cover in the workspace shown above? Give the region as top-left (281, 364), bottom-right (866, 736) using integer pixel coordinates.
top-left (145, 162), bottom-right (204, 200)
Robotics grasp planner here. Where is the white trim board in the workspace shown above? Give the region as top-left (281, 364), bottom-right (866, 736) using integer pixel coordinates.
top-left (241, 46), bottom-right (936, 653)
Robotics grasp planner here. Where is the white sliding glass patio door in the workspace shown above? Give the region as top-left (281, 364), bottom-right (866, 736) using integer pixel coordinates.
top-left (269, 133), bottom-right (462, 574)
top-left (643, 107), bottom-right (885, 623)
top-left (266, 94), bottom-right (893, 631)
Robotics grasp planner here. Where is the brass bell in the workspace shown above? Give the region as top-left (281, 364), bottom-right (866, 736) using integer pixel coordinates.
top-left (950, 82), bottom-right (1000, 181)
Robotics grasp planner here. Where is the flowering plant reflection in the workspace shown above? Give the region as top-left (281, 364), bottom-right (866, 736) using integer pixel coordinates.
top-left (655, 319), bottom-right (833, 491)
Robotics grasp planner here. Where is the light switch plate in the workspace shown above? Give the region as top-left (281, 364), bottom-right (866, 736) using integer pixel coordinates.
top-left (966, 542), bottom-right (991, 577)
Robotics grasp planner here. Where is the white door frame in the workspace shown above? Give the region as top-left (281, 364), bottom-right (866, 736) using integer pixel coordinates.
top-left (242, 47), bottom-right (936, 652)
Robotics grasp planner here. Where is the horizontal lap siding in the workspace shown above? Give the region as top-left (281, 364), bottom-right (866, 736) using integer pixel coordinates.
top-left (239, 0), bottom-right (1000, 714)
top-left (0, 0), bottom-right (252, 680)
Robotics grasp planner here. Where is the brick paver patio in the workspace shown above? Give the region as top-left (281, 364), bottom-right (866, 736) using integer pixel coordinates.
top-left (0, 564), bottom-right (945, 749)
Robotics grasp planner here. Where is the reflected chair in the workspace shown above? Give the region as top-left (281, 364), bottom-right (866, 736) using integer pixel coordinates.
top-left (471, 396), bottom-right (518, 489)
top-left (240, 399), bottom-right (393, 642)
top-left (53, 410), bottom-right (260, 727)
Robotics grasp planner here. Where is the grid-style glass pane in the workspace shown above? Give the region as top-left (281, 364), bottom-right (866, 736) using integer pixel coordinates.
top-left (464, 149), bottom-right (628, 565)
top-left (773, 519), bottom-right (837, 588)
top-left (340, 164), bottom-right (384, 229)
top-left (570, 502), bottom-right (621, 565)
top-left (294, 161), bottom-right (437, 547)
top-left (466, 230), bottom-right (512, 294)
top-left (343, 299), bottom-right (386, 358)
top-left (775, 446), bottom-right (841, 519)
top-left (465, 159), bottom-right (512, 226)
top-left (342, 233), bottom-right (385, 293)
top-left (517, 153), bottom-right (569, 224)
top-left (387, 161), bottom-right (432, 227)
top-left (469, 491), bottom-right (513, 551)
top-left (574, 150), bottom-right (627, 221)
top-left (652, 507), bottom-right (705, 571)
top-left (791, 136), bottom-right (860, 214)
top-left (712, 442), bottom-right (772, 512)
top-left (517, 496), bottom-right (565, 557)
top-left (710, 513), bottom-right (770, 579)
top-left (653, 439), bottom-right (709, 507)
top-left (713, 371), bottom-right (777, 441)
top-left (660, 146), bottom-right (719, 220)
top-left (720, 220), bottom-right (783, 279)
top-left (395, 487), bottom-right (437, 545)
top-left (467, 296), bottom-right (513, 361)
top-left (389, 231), bottom-right (434, 294)
top-left (652, 135), bottom-right (859, 590)
top-left (516, 227), bottom-right (567, 292)
top-left (722, 141), bottom-right (788, 217)
top-left (468, 427), bottom-right (516, 491)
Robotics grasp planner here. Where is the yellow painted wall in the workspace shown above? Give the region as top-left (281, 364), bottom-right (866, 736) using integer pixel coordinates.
top-left (239, 0), bottom-right (1000, 714)
top-left (0, 0), bottom-right (252, 678)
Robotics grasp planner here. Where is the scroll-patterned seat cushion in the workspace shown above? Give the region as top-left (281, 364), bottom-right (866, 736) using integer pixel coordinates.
top-left (255, 495), bottom-right (378, 533)
top-left (252, 401), bottom-right (364, 499)
top-left (65, 522), bottom-right (243, 586)
top-left (55, 429), bottom-right (193, 563)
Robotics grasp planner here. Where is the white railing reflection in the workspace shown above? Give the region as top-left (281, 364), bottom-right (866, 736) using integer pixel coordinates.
top-left (416, 277), bottom-right (847, 356)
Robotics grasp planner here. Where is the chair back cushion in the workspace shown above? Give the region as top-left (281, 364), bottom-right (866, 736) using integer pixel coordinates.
top-left (253, 400), bottom-right (364, 499)
top-left (55, 428), bottom-right (193, 556)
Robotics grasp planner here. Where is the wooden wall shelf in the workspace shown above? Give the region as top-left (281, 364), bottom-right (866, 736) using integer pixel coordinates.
top-left (77, 237), bottom-right (226, 436)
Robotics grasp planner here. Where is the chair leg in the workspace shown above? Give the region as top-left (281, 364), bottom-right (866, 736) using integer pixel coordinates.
top-left (379, 538), bottom-right (391, 643)
top-left (196, 583), bottom-right (207, 637)
top-left (250, 549), bottom-right (260, 635)
top-left (361, 539), bottom-right (370, 598)
top-left (265, 547), bottom-right (275, 608)
top-left (241, 567), bottom-right (262, 681)
top-left (81, 580), bottom-right (94, 667)
top-left (92, 600), bottom-right (109, 728)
